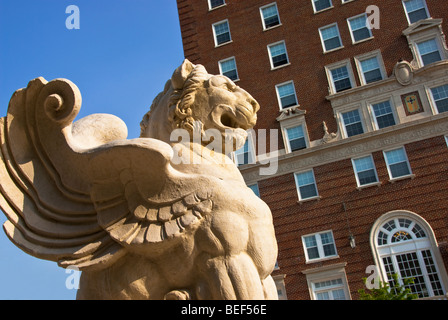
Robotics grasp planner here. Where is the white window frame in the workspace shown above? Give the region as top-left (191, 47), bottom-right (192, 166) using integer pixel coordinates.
top-left (351, 155), bottom-right (380, 188)
top-left (302, 230), bottom-right (338, 262)
top-left (347, 13), bottom-right (373, 44)
top-left (402, 0), bottom-right (430, 25)
top-left (428, 83), bottom-right (448, 114)
top-left (445, 135), bottom-right (448, 147)
top-left (371, 211), bottom-right (448, 298)
top-left (275, 80), bottom-right (299, 110)
top-left (267, 40), bottom-right (290, 69)
top-left (208, 0), bottom-right (226, 11)
top-left (312, 0), bottom-right (333, 13)
top-left (218, 57), bottom-right (239, 81)
top-left (294, 169), bottom-right (320, 202)
top-left (340, 108), bottom-right (365, 138)
top-left (325, 59), bottom-right (356, 94)
top-left (354, 50), bottom-right (387, 85)
top-left (311, 278), bottom-right (348, 300)
top-left (369, 98), bottom-right (397, 130)
top-left (284, 124), bottom-right (308, 153)
top-left (383, 147), bottom-right (414, 181)
top-left (415, 38), bottom-right (443, 67)
top-left (212, 19), bottom-right (232, 47)
top-left (319, 23), bottom-right (343, 53)
top-left (260, 2), bottom-right (281, 31)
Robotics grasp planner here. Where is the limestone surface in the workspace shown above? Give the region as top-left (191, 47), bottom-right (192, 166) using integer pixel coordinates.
top-left (0, 60), bottom-right (278, 300)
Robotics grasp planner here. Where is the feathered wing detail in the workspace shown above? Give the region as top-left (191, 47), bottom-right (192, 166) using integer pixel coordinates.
top-left (88, 139), bottom-right (214, 252)
top-left (0, 77), bottom-right (131, 271)
top-left (0, 77), bottom-right (213, 271)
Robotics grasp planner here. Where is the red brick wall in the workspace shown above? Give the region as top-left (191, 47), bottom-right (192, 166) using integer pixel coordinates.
top-left (177, 0), bottom-right (448, 149)
top-left (177, 0), bottom-right (448, 300)
top-left (264, 135), bottom-right (448, 299)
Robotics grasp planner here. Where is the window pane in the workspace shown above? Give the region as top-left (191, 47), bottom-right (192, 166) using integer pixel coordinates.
top-left (404, 0), bottom-right (429, 24)
top-left (321, 25), bottom-right (341, 51)
top-left (417, 39), bottom-right (441, 66)
top-left (353, 156), bottom-right (378, 186)
top-left (220, 58), bottom-right (238, 81)
top-left (372, 101), bottom-right (395, 129)
top-left (296, 171), bottom-right (318, 199)
top-left (210, 0), bottom-right (225, 8)
top-left (389, 162), bottom-right (411, 178)
top-left (332, 289), bottom-right (346, 300)
top-left (396, 252), bottom-right (429, 298)
top-left (214, 22), bottom-right (231, 45)
top-left (385, 148), bottom-right (407, 164)
top-left (342, 110), bottom-right (364, 137)
top-left (361, 57), bottom-right (383, 83)
top-left (262, 5), bottom-right (280, 29)
top-left (277, 83), bottom-right (297, 108)
top-left (300, 184), bottom-right (318, 199)
top-left (269, 43), bottom-right (288, 67)
top-left (314, 0), bottom-right (332, 12)
top-left (349, 15), bottom-right (371, 42)
top-left (287, 126), bottom-right (306, 151)
top-left (431, 84), bottom-right (448, 113)
top-left (331, 66), bottom-right (352, 92)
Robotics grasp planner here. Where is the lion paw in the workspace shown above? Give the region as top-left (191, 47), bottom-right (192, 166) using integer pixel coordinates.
top-left (164, 290), bottom-right (191, 300)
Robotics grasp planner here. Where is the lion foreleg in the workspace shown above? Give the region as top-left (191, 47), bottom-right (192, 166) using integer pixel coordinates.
top-left (199, 253), bottom-right (265, 300)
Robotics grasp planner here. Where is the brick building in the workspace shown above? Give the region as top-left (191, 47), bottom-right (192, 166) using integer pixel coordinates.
top-left (176, 0), bottom-right (448, 299)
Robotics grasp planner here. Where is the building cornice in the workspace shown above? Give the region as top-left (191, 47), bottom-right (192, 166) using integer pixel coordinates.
top-left (240, 112), bottom-right (448, 184)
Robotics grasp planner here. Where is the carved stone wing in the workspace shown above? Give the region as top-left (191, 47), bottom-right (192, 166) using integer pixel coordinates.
top-left (0, 77), bottom-right (211, 271)
top-left (88, 139), bottom-right (214, 253)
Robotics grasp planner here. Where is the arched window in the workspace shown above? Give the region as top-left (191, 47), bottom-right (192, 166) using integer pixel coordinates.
top-left (371, 211), bottom-right (447, 298)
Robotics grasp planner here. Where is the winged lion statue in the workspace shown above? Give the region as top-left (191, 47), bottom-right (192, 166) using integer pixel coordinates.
top-left (0, 59), bottom-right (278, 300)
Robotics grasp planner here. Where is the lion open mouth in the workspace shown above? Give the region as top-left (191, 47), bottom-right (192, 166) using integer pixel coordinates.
top-left (214, 104), bottom-right (257, 131)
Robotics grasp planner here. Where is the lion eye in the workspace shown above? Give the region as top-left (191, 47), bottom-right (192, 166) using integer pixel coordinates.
top-left (210, 76), bottom-right (235, 91)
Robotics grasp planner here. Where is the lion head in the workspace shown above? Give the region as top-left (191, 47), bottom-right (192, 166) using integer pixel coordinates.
top-left (140, 60), bottom-right (260, 153)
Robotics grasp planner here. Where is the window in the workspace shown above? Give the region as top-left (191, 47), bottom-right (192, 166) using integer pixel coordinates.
top-left (445, 135), bottom-right (448, 147)
top-left (319, 24), bottom-right (343, 52)
top-left (248, 184), bottom-right (260, 197)
top-left (348, 14), bottom-right (372, 43)
top-left (352, 155), bottom-right (379, 187)
top-left (312, 0), bottom-right (333, 13)
top-left (294, 170), bottom-right (319, 201)
top-left (208, 0), bottom-right (225, 10)
top-left (430, 84), bottom-right (448, 113)
top-left (416, 39), bottom-right (442, 66)
top-left (329, 64), bottom-right (353, 93)
top-left (218, 57), bottom-right (239, 81)
top-left (384, 147), bottom-right (412, 179)
top-left (276, 82), bottom-right (298, 109)
top-left (358, 56), bottom-right (384, 84)
top-left (234, 139), bottom-right (254, 166)
top-left (286, 125), bottom-right (307, 152)
top-left (260, 3), bottom-right (281, 30)
top-left (302, 231), bottom-right (337, 261)
top-left (268, 41), bottom-right (289, 68)
top-left (312, 278), bottom-right (348, 300)
top-left (374, 214), bottom-right (446, 298)
top-left (213, 20), bottom-right (231, 46)
top-left (371, 100), bottom-right (396, 129)
top-left (341, 109), bottom-right (364, 137)
top-left (403, 0), bottom-right (429, 24)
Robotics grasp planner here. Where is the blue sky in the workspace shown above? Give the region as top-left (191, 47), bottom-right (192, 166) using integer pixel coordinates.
top-left (0, 0), bottom-right (185, 299)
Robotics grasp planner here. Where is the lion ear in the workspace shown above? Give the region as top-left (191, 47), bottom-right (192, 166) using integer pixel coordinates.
top-left (171, 59), bottom-right (195, 90)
